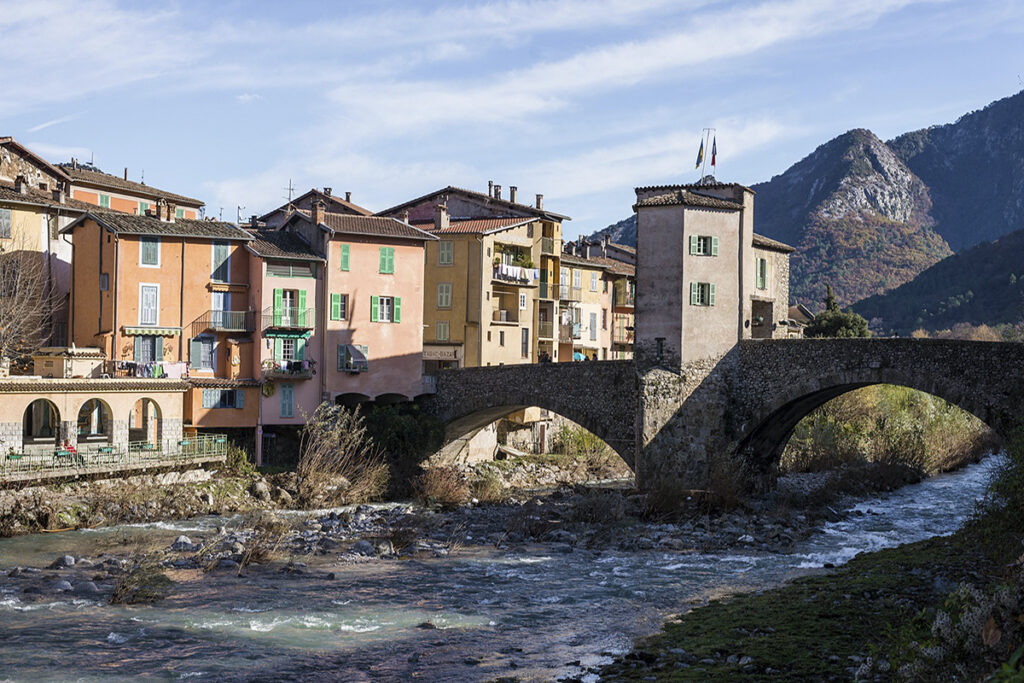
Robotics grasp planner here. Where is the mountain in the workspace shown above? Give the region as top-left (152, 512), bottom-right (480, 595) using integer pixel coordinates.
top-left (889, 91), bottom-right (1024, 250)
top-left (594, 214), bottom-right (636, 247)
top-left (587, 90), bottom-right (1024, 311)
top-left (852, 228), bottom-right (1024, 334)
top-left (750, 128), bottom-right (950, 307)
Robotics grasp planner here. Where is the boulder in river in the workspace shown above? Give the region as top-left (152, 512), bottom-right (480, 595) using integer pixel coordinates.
top-left (350, 540), bottom-right (375, 556)
top-left (171, 535), bottom-right (195, 551)
top-left (48, 555), bottom-right (75, 569)
top-left (248, 480), bottom-right (271, 503)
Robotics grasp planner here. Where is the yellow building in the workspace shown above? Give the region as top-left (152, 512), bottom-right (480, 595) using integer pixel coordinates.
top-left (378, 185), bottom-right (567, 368)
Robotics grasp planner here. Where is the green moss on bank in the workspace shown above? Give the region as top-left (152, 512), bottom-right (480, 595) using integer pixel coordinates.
top-left (599, 529), bottom-right (1021, 681)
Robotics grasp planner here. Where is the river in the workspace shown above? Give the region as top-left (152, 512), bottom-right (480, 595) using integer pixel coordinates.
top-left (0, 456), bottom-right (1003, 682)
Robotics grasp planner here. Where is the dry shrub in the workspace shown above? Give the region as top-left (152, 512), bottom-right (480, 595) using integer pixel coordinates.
top-left (411, 466), bottom-right (469, 507)
top-left (388, 514), bottom-right (426, 553)
top-left (708, 454), bottom-right (749, 511)
top-left (110, 553), bottom-right (173, 605)
top-left (505, 500), bottom-right (560, 539)
top-left (469, 469), bottom-right (508, 503)
top-left (567, 489), bottom-right (626, 524)
top-left (238, 512), bottom-right (290, 571)
top-left (296, 403), bottom-right (389, 508)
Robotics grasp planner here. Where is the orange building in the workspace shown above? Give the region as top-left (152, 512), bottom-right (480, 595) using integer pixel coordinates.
top-left (60, 160), bottom-right (203, 219)
top-left (61, 208), bottom-right (258, 433)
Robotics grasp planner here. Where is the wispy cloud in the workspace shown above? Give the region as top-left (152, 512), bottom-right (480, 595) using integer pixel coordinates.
top-left (235, 93), bottom-right (262, 104)
top-left (27, 114), bottom-right (77, 133)
top-left (24, 141), bottom-right (92, 163)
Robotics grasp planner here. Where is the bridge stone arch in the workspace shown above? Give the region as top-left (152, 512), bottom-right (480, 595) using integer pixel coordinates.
top-left (423, 361), bottom-right (638, 467)
top-left (729, 338), bottom-right (1024, 476)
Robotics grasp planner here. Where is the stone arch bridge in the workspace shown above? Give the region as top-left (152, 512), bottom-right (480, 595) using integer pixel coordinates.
top-left (423, 339), bottom-right (1024, 488)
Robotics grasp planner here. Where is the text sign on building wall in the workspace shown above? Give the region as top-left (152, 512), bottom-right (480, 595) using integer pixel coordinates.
top-left (423, 345), bottom-right (462, 361)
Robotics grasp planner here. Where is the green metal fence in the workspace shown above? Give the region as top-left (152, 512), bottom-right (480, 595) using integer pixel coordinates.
top-left (1, 433), bottom-right (229, 482)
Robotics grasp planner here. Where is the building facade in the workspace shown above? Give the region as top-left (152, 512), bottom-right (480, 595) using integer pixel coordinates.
top-left (633, 179), bottom-right (793, 368)
top-left (379, 184), bottom-right (568, 368)
top-left (60, 160), bottom-right (203, 220)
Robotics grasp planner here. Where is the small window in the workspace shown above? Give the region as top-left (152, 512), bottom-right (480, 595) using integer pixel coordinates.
top-left (195, 337), bottom-right (215, 370)
top-left (519, 293), bottom-right (527, 310)
top-left (99, 194), bottom-right (110, 209)
top-left (267, 261), bottom-right (315, 278)
top-left (202, 389), bottom-right (243, 410)
top-left (134, 335), bottom-right (160, 363)
top-left (281, 338), bottom-right (295, 361)
top-left (99, 273), bottom-right (109, 291)
top-left (590, 312), bottom-right (597, 340)
top-left (573, 270), bottom-right (581, 288)
top-left (212, 241), bottom-right (230, 282)
top-left (499, 330), bottom-right (505, 347)
top-left (690, 282), bottom-right (716, 306)
top-left (689, 235), bottom-right (719, 256)
top-left (139, 284), bottom-right (159, 325)
top-left (602, 308), bottom-right (607, 330)
top-left (521, 327), bottom-right (529, 358)
top-left (138, 201), bottom-right (149, 216)
top-left (438, 240), bottom-right (454, 265)
top-left (436, 321), bottom-right (450, 341)
top-left (175, 208), bottom-right (185, 219)
top-left (590, 272), bottom-right (598, 291)
top-left (437, 283), bottom-right (452, 309)
top-left (0, 208), bottom-right (12, 238)
top-left (339, 244), bottom-right (350, 271)
top-left (280, 384), bottom-right (294, 418)
top-left (379, 247), bottom-right (395, 274)
top-left (756, 257), bottom-right (768, 290)
top-left (371, 295), bottom-right (400, 323)
top-left (330, 293), bottom-right (348, 321)
top-left (140, 237), bottom-right (160, 266)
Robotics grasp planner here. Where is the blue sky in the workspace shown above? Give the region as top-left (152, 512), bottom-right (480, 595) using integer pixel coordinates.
top-left (1, 0), bottom-right (1022, 237)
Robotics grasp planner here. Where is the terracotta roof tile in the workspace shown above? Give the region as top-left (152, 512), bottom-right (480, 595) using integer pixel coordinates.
top-left (318, 213), bottom-right (436, 241)
top-left (188, 377), bottom-right (261, 388)
top-left (59, 164), bottom-right (203, 206)
top-left (752, 233), bottom-right (796, 253)
top-left (62, 211), bottom-right (252, 241)
top-left (559, 252), bottom-right (635, 276)
top-left (424, 217), bottom-right (536, 235)
top-left (259, 188), bottom-right (373, 220)
top-left (0, 181), bottom-right (94, 212)
top-left (634, 189), bottom-right (743, 211)
top-left (247, 230), bottom-right (323, 260)
top-left (378, 185), bottom-right (570, 221)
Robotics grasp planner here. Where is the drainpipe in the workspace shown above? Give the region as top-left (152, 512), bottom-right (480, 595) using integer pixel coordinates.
top-left (112, 233), bottom-right (120, 360)
top-left (179, 240), bottom-right (185, 362)
top-left (63, 229), bottom-right (75, 343)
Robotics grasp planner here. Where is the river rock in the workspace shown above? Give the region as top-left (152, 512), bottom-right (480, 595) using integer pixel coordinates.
top-left (273, 488), bottom-right (293, 506)
top-left (249, 480), bottom-right (272, 502)
top-left (53, 580), bottom-right (73, 592)
top-left (7, 566), bottom-right (23, 577)
top-left (374, 540), bottom-right (395, 556)
top-left (48, 555), bottom-right (75, 569)
top-left (171, 535), bottom-right (195, 551)
top-left (738, 534), bottom-right (755, 544)
top-left (351, 540), bottom-right (375, 556)
top-left (74, 581), bottom-right (99, 595)
top-left (217, 558), bottom-right (240, 570)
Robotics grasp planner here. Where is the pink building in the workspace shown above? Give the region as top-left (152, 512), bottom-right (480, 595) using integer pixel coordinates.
top-left (248, 202), bottom-right (434, 462)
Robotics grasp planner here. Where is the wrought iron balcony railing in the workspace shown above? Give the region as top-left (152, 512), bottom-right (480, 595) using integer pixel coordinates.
top-left (262, 306), bottom-right (315, 330)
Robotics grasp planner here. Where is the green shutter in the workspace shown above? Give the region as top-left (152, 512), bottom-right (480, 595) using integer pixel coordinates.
top-left (274, 338), bottom-right (282, 360)
top-left (709, 283), bottom-right (716, 306)
top-left (370, 296), bottom-right (379, 322)
top-left (330, 293), bottom-right (341, 320)
top-left (689, 235), bottom-right (698, 255)
top-left (712, 236), bottom-right (719, 256)
top-left (388, 248), bottom-right (395, 273)
top-left (190, 338), bottom-right (202, 366)
top-left (155, 336), bottom-right (163, 361)
top-left (297, 290), bottom-right (307, 326)
top-left (235, 390), bottom-right (245, 409)
top-left (273, 289), bottom-right (283, 326)
top-left (295, 337), bottom-right (306, 361)
top-left (393, 297), bottom-right (402, 323)
top-left (379, 248), bottom-right (386, 273)
top-left (690, 282), bottom-right (698, 306)
top-left (202, 389), bottom-right (214, 409)
top-left (340, 244), bottom-right (350, 271)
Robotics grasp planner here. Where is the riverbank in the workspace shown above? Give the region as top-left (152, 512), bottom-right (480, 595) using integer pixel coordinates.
top-left (593, 525), bottom-right (1024, 681)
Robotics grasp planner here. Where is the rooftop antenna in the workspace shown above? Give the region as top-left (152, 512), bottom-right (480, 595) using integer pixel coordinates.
top-left (283, 179), bottom-right (295, 203)
top-left (219, 207), bottom-right (224, 221)
top-left (236, 205), bottom-right (246, 224)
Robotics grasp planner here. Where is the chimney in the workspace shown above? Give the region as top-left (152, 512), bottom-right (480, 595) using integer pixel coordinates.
top-left (399, 210), bottom-right (410, 224)
top-left (250, 215), bottom-right (258, 229)
top-left (535, 194), bottom-right (543, 209)
top-left (323, 187), bottom-right (332, 197)
top-left (494, 184), bottom-right (502, 200)
top-left (509, 186), bottom-right (517, 204)
top-left (603, 234), bottom-right (609, 257)
top-left (166, 203), bottom-right (177, 222)
top-left (345, 191), bottom-right (351, 202)
top-left (51, 186), bottom-right (65, 204)
top-left (311, 199), bottom-right (326, 226)
top-left (13, 175), bottom-right (27, 194)
top-left (488, 180), bottom-right (494, 197)
top-left (434, 203), bottom-right (450, 232)
top-left (124, 168), bottom-right (128, 180)
top-left (145, 208), bottom-right (158, 218)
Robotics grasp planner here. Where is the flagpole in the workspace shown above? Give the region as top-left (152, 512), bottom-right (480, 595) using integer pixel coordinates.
top-left (699, 127), bottom-right (715, 181)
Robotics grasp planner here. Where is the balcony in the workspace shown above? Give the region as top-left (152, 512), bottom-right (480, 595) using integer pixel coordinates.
top-left (262, 306), bottom-right (315, 331)
top-left (614, 289), bottom-right (635, 309)
top-left (613, 325), bottom-right (635, 345)
top-left (261, 359), bottom-right (314, 380)
top-left (538, 320), bottom-right (554, 339)
top-left (559, 284), bottom-right (582, 302)
top-left (540, 237), bottom-right (559, 255)
top-left (492, 309), bottom-right (520, 325)
top-left (559, 322), bottom-right (582, 343)
top-left (492, 264), bottom-right (535, 286)
top-left (192, 309), bottom-right (256, 335)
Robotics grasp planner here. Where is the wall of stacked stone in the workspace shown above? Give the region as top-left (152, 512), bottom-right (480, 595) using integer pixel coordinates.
top-left (425, 360), bottom-right (638, 465)
top-left (0, 422), bottom-right (21, 454)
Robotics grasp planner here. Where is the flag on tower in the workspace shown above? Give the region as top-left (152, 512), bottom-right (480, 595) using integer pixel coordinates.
top-left (711, 137), bottom-right (717, 168)
top-left (695, 139), bottom-right (704, 169)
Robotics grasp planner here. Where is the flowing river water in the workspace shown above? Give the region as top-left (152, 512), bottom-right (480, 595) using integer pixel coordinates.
top-left (0, 456), bottom-right (1003, 682)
